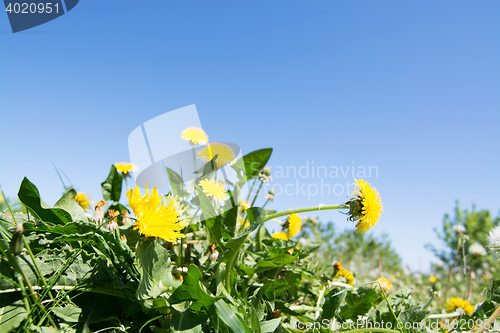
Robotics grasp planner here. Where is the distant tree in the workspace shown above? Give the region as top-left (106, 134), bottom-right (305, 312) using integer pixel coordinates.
top-left (426, 202), bottom-right (500, 303)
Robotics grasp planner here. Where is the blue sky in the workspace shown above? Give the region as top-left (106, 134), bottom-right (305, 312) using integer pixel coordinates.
top-left (1, 0), bottom-right (499, 272)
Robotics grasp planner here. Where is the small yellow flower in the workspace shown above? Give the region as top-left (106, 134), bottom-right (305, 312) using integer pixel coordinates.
top-left (75, 193), bottom-right (91, 211)
top-left (271, 214), bottom-right (302, 241)
top-left (199, 179), bottom-right (227, 200)
top-left (181, 127), bottom-right (209, 145)
top-left (286, 214), bottom-right (302, 238)
top-left (347, 179), bottom-right (383, 233)
top-left (198, 142), bottom-right (235, 168)
top-left (429, 276), bottom-right (437, 283)
top-left (0, 192), bottom-right (3, 204)
top-left (390, 275), bottom-right (396, 280)
top-left (334, 268), bottom-right (354, 286)
top-left (271, 231), bottom-right (288, 240)
top-left (237, 217), bottom-right (250, 229)
top-left (376, 277), bottom-right (392, 292)
top-left (483, 274), bottom-right (489, 280)
top-left (115, 162), bottom-right (138, 177)
top-left (445, 297), bottom-right (474, 315)
top-left (241, 200), bottom-right (250, 214)
top-left (120, 235), bottom-right (127, 242)
top-left (127, 184), bottom-right (189, 242)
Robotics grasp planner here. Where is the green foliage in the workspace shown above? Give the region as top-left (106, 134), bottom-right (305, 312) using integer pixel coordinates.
top-left (1, 149), bottom-right (498, 333)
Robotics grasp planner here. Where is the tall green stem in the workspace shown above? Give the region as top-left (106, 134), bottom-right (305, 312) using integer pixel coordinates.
top-left (246, 179), bottom-right (257, 202)
top-left (443, 238), bottom-right (462, 305)
top-left (262, 204), bottom-right (348, 224)
top-left (192, 144), bottom-right (198, 172)
top-left (250, 181), bottom-right (264, 207)
top-left (467, 257), bottom-right (475, 302)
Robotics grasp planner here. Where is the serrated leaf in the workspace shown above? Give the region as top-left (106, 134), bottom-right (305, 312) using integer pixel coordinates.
top-left (196, 187), bottom-right (216, 221)
top-left (101, 165), bottom-right (123, 202)
top-left (53, 189), bottom-right (88, 222)
top-left (339, 287), bottom-right (378, 320)
top-left (168, 265), bottom-right (215, 313)
top-left (136, 239), bottom-right (180, 300)
top-left (166, 167), bottom-right (190, 199)
top-left (255, 253), bottom-right (298, 273)
top-left (18, 177), bottom-right (72, 224)
top-left (321, 288), bottom-right (347, 320)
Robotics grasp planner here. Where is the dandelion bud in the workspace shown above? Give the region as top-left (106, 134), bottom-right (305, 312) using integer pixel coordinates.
top-left (469, 243), bottom-right (487, 258)
top-left (453, 224), bottom-right (466, 237)
top-left (264, 189), bottom-right (275, 201)
top-left (271, 309), bottom-right (282, 319)
top-left (121, 210), bottom-right (132, 225)
top-left (106, 210), bottom-right (119, 231)
top-left (258, 169), bottom-right (273, 184)
top-left (106, 221), bottom-right (119, 231)
top-left (9, 223), bottom-right (24, 256)
top-left (209, 250), bottom-right (219, 261)
top-left (92, 200), bottom-right (107, 224)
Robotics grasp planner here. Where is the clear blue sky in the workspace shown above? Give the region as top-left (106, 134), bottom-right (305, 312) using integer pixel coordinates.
top-left (1, 1), bottom-right (499, 272)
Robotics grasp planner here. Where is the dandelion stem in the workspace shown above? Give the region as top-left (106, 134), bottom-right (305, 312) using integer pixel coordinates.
top-left (262, 198), bottom-right (271, 208)
top-left (467, 257), bottom-right (475, 302)
top-left (262, 205), bottom-right (348, 223)
top-left (192, 144), bottom-right (198, 172)
top-left (443, 237), bottom-right (462, 305)
top-left (246, 178), bottom-right (257, 202)
top-left (250, 180), bottom-right (264, 207)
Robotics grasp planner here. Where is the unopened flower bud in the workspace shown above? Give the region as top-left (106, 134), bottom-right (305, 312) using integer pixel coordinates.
top-left (209, 250), bottom-right (219, 261)
top-left (263, 167), bottom-right (271, 177)
top-left (10, 223), bottom-right (24, 256)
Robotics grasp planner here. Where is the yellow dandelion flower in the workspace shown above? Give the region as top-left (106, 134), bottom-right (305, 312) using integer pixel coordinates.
top-left (271, 231), bottom-right (288, 240)
top-left (198, 142), bottom-right (235, 168)
top-left (429, 276), bottom-right (437, 283)
top-left (270, 214), bottom-right (302, 241)
top-left (334, 268), bottom-right (354, 286)
top-left (445, 297), bottom-right (474, 315)
top-left (376, 277), bottom-right (392, 292)
top-left (127, 184), bottom-right (189, 242)
top-left (347, 179), bottom-right (383, 233)
top-left (286, 214), bottom-right (302, 239)
top-left (241, 200), bottom-right (250, 214)
top-left (199, 179), bottom-right (227, 200)
top-left (237, 217), bottom-right (250, 229)
top-left (75, 193), bottom-right (91, 211)
top-left (115, 162), bottom-right (138, 177)
top-left (181, 127), bottom-right (209, 145)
